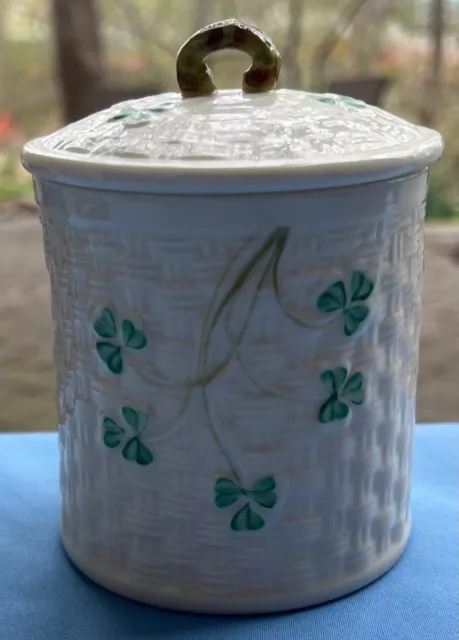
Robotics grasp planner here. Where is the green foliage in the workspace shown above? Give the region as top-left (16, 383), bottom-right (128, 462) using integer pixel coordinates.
top-left (0, 150), bottom-right (34, 203)
top-left (426, 174), bottom-right (458, 221)
top-left (2, 40), bottom-right (57, 135)
top-left (0, 181), bottom-right (33, 202)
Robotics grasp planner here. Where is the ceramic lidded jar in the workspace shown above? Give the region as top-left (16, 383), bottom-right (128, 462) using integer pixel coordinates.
top-left (23, 20), bottom-right (443, 614)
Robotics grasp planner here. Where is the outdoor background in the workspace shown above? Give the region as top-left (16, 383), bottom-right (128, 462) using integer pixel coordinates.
top-left (0, 0), bottom-right (458, 432)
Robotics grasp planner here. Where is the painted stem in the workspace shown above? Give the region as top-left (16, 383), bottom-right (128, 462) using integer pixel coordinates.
top-left (201, 227), bottom-right (289, 363)
top-left (225, 233), bottom-right (300, 401)
top-left (199, 227), bottom-right (289, 481)
top-left (129, 354), bottom-right (178, 388)
top-left (130, 236), bottom-right (256, 394)
top-left (147, 391), bottom-right (193, 443)
top-left (272, 234), bottom-right (334, 330)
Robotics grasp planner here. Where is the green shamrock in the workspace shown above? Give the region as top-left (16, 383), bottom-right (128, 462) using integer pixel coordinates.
top-left (316, 270), bottom-right (374, 336)
top-left (338, 95), bottom-right (366, 109)
top-left (319, 367), bottom-right (365, 424)
top-left (214, 476), bottom-right (276, 532)
top-left (108, 102), bottom-right (175, 126)
top-left (94, 308), bottom-right (147, 374)
top-left (306, 93), bottom-right (366, 109)
top-left (103, 406), bottom-right (153, 465)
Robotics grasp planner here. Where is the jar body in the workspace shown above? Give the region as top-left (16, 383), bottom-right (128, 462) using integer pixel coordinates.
top-left (35, 171), bottom-right (427, 614)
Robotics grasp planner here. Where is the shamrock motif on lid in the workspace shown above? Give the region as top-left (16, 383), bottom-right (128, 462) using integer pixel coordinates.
top-left (306, 93), bottom-right (367, 110)
top-left (107, 102), bottom-right (175, 127)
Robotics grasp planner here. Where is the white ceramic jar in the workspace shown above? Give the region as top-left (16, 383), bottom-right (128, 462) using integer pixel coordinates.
top-left (23, 20), bottom-right (443, 614)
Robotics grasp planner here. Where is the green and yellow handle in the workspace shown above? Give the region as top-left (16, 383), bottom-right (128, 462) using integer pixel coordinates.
top-left (176, 19), bottom-right (282, 97)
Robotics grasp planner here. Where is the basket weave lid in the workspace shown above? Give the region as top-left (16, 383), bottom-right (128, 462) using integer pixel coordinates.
top-left (22, 19), bottom-right (443, 194)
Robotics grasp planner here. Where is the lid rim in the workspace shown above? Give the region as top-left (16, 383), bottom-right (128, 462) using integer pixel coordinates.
top-left (22, 128), bottom-right (443, 194)
top-left (22, 153), bottom-right (441, 196)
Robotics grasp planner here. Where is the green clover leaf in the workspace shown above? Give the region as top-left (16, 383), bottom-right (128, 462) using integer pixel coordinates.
top-left (319, 397), bottom-right (349, 423)
top-left (122, 437), bottom-right (154, 465)
top-left (344, 306), bottom-right (369, 337)
top-left (351, 271), bottom-right (374, 301)
top-left (246, 476), bottom-right (277, 509)
top-left (122, 406), bottom-right (149, 436)
top-left (108, 107), bottom-right (135, 122)
top-left (96, 343), bottom-right (123, 374)
top-left (124, 110), bottom-right (155, 125)
top-left (93, 308), bottom-right (117, 339)
top-left (317, 281), bottom-right (346, 312)
top-left (102, 406), bottom-right (153, 465)
top-left (306, 94), bottom-right (366, 109)
top-left (148, 101), bottom-right (175, 113)
top-left (311, 95), bottom-right (337, 105)
top-left (320, 367), bottom-right (347, 394)
top-left (214, 476), bottom-right (276, 531)
top-left (94, 309), bottom-right (147, 373)
top-left (103, 418), bottom-right (125, 448)
top-left (317, 271), bottom-right (374, 336)
top-left (107, 103), bottom-right (175, 126)
top-left (319, 368), bottom-right (365, 424)
top-left (231, 503), bottom-right (265, 532)
top-left (108, 108), bottom-right (154, 126)
top-left (251, 476), bottom-right (276, 493)
top-left (342, 372), bottom-right (365, 405)
top-left (122, 320), bottom-right (147, 350)
top-left (214, 478), bottom-right (243, 508)
top-left (339, 95), bottom-right (366, 109)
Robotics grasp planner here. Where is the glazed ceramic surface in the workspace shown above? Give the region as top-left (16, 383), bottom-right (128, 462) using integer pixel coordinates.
top-left (23, 19), bottom-right (443, 614)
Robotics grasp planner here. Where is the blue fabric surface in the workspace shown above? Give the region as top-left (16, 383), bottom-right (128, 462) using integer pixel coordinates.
top-left (0, 425), bottom-right (458, 640)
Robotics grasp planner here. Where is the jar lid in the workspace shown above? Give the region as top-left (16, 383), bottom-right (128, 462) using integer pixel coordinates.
top-left (22, 19), bottom-right (443, 194)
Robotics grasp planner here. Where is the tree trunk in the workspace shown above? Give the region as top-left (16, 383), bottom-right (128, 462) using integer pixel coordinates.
top-left (283, 0), bottom-right (304, 88)
top-left (52, 0), bottom-right (103, 123)
top-left (350, 0), bottom-right (395, 75)
top-left (0, 0), bottom-right (7, 111)
top-left (312, 0), bottom-right (374, 91)
top-left (420, 0), bottom-right (446, 127)
top-left (114, 0), bottom-right (176, 66)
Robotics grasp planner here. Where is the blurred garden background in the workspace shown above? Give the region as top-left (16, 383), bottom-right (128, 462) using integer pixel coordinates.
top-left (1, 0), bottom-right (459, 431)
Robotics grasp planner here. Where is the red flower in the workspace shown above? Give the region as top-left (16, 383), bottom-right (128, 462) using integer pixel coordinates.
top-left (0, 113), bottom-right (17, 141)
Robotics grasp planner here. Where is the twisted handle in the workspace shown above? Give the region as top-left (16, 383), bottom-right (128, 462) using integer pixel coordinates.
top-left (176, 19), bottom-right (282, 97)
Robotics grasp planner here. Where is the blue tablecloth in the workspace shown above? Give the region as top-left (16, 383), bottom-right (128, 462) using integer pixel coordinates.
top-left (1, 425), bottom-right (458, 640)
